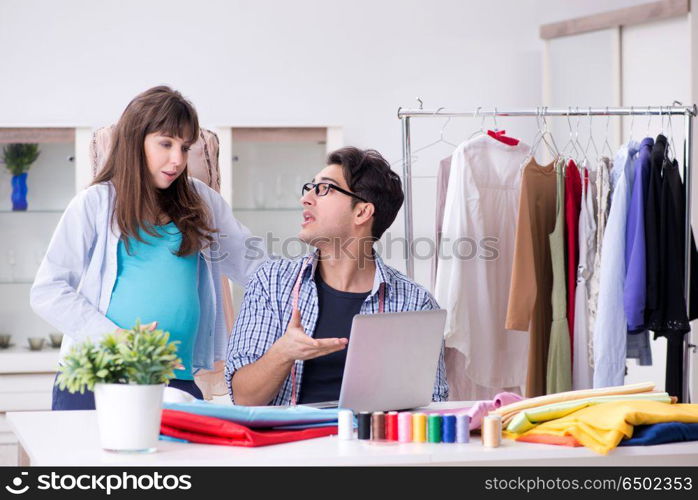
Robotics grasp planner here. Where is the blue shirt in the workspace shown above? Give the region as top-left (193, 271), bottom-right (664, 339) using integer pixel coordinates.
top-left (106, 222), bottom-right (200, 380)
top-left (594, 141), bottom-right (639, 388)
top-left (226, 251), bottom-right (449, 405)
top-left (624, 137), bottom-right (654, 331)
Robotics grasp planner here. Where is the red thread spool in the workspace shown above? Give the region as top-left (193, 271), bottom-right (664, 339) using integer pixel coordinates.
top-left (385, 411), bottom-right (399, 441)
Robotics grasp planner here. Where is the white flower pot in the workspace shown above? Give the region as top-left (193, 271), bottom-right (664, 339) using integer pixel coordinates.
top-left (93, 383), bottom-right (165, 452)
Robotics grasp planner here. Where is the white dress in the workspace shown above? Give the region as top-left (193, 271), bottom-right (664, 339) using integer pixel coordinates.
top-left (573, 162), bottom-right (596, 390)
top-left (435, 134), bottom-right (530, 399)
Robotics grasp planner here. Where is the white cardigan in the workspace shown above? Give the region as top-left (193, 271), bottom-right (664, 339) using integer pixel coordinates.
top-left (29, 177), bottom-right (266, 370)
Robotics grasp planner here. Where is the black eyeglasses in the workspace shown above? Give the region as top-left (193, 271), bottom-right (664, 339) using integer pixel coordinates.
top-left (301, 182), bottom-right (368, 203)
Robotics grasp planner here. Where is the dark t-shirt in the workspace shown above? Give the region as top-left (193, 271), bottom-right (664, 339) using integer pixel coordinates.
top-left (297, 273), bottom-right (370, 404)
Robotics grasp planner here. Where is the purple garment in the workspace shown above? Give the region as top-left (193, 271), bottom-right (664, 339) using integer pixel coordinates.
top-left (421, 391), bottom-right (523, 429)
top-left (624, 137), bottom-right (654, 331)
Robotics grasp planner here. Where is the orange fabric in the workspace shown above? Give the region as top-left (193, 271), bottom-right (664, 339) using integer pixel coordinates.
top-left (516, 433), bottom-right (582, 447)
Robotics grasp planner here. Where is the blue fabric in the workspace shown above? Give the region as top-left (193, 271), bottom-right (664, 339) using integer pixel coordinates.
top-left (620, 422), bottom-right (698, 446)
top-left (51, 376), bottom-right (204, 411)
top-left (106, 222), bottom-right (200, 379)
top-left (298, 273), bottom-right (370, 404)
top-left (226, 250), bottom-right (449, 405)
top-left (162, 400), bottom-right (340, 428)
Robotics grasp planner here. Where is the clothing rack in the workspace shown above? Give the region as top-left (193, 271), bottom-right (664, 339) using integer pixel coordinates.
top-left (398, 104), bottom-right (698, 402)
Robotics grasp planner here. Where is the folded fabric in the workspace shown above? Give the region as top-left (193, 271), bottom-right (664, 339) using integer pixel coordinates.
top-left (163, 401), bottom-right (339, 428)
top-left (515, 400), bottom-right (698, 455)
top-left (161, 409), bottom-right (338, 447)
top-left (619, 422), bottom-right (698, 446)
top-left (506, 392), bottom-right (671, 434)
top-left (514, 434), bottom-right (582, 447)
top-left (422, 392), bottom-right (523, 429)
top-left (494, 382), bottom-right (655, 425)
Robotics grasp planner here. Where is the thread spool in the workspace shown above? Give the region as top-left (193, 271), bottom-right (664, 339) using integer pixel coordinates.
top-left (357, 412), bottom-right (371, 440)
top-left (338, 409), bottom-right (354, 440)
top-left (385, 411), bottom-right (398, 441)
top-left (482, 414), bottom-right (502, 448)
top-left (371, 412), bottom-right (385, 440)
top-left (442, 414), bottom-right (456, 443)
top-left (398, 412), bottom-right (412, 443)
top-left (427, 414), bottom-right (442, 443)
top-left (456, 414), bottom-right (470, 443)
top-left (412, 413), bottom-right (427, 442)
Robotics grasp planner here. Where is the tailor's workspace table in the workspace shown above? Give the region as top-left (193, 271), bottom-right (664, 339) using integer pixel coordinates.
top-left (8, 402), bottom-right (698, 466)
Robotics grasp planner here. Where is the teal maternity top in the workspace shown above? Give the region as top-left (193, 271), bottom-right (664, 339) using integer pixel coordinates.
top-left (106, 222), bottom-right (200, 380)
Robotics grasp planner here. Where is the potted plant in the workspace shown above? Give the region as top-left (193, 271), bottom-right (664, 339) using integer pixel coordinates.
top-left (2, 143), bottom-right (40, 211)
top-left (56, 320), bottom-right (181, 453)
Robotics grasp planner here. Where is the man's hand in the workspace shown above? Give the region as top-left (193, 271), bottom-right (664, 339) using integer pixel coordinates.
top-left (270, 308), bottom-right (347, 363)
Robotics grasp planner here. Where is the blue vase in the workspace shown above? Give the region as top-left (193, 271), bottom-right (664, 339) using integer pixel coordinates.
top-left (11, 172), bottom-right (28, 211)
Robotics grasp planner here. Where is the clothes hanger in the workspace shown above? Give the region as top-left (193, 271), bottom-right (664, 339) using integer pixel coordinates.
top-left (486, 107), bottom-right (519, 145)
top-left (573, 106), bottom-right (590, 166)
top-left (529, 106), bottom-right (559, 162)
top-left (602, 107), bottom-right (614, 158)
top-left (628, 106), bottom-right (636, 144)
top-left (561, 107), bottom-right (581, 160)
top-left (467, 106), bottom-right (486, 140)
top-left (583, 107), bottom-right (600, 163)
top-left (666, 101), bottom-right (682, 160)
top-left (410, 107), bottom-right (458, 156)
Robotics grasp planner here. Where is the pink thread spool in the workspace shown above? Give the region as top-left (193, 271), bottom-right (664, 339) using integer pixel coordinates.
top-left (398, 412), bottom-right (413, 443)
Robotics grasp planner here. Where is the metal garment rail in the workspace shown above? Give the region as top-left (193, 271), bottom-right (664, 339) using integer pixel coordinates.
top-left (398, 104), bottom-right (698, 402)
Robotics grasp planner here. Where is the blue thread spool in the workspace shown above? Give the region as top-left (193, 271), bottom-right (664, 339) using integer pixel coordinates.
top-left (442, 414), bottom-right (456, 443)
top-left (456, 414), bottom-right (470, 443)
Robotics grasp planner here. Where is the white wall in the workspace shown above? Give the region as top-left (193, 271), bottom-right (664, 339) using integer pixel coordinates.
top-left (0, 0), bottom-right (649, 284)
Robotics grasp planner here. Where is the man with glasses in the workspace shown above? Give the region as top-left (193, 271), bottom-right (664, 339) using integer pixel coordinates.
top-left (225, 147), bottom-right (448, 405)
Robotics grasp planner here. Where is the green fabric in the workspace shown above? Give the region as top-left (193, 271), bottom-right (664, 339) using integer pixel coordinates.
top-left (546, 158), bottom-right (572, 394)
top-left (507, 392), bottom-right (672, 434)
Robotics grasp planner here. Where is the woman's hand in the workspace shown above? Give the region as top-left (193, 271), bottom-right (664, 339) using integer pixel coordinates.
top-left (115, 321), bottom-right (158, 334)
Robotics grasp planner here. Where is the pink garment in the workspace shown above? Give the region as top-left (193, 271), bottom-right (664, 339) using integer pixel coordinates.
top-left (422, 391), bottom-right (523, 429)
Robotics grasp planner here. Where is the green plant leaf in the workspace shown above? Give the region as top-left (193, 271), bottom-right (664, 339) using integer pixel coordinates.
top-left (57, 322), bottom-right (182, 393)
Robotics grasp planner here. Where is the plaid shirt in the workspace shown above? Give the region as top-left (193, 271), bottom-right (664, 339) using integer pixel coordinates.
top-left (225, 251), bottom-right (449, 405)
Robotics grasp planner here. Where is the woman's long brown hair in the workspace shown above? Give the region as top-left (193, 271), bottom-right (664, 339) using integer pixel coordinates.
top-left (93, 86), bottom-right (217, 256)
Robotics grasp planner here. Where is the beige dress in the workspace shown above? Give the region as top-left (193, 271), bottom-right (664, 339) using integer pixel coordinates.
top-left (505, 157), bottom-right (558, 397)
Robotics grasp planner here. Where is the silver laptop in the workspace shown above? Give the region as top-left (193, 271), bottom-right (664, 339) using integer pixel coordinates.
top-left (304, 309), bottom-right (446, 412)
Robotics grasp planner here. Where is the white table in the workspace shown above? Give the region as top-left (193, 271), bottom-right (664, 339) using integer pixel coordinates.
top-left (8, 402), bottom-right (698, 466)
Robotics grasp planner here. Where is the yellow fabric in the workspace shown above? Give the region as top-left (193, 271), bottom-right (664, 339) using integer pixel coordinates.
top-left (506, 392), bottom-right (671, 434)
top-left (495, 381), bottom-right (655, 422)
top-left (517, 400), bottom-right (698, 455)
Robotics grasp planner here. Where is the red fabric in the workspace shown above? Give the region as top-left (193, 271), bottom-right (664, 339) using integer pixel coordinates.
top-left (160, 409), bottom-right (338, 447)
top-left (516, 433), bottom-right (582, 447)
top-left (564, 159), bottom-right (582, 362)
top-left (487, 129), bottom-right (520, 146)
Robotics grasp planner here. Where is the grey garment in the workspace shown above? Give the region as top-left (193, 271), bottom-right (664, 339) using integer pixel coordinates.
top-left (587, 156), bottom-right (613, 368)
top-left (626, 331), bottom-right (653, 366)
top-left (432, 156), bottom-right (452, 290)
